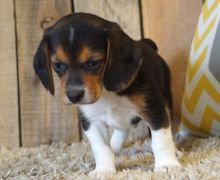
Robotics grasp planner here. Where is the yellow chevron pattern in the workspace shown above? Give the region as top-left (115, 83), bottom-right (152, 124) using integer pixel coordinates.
top-left (188, 46), bottom-right (208, 82)
top-left (183, 75), bottom-right (220, 114)
top-left (180, 0), bottom-right (220, 136)
top-left (202, 0), bottom-right (219, 21)
top-left (193, 16), bottom-right (217, 51)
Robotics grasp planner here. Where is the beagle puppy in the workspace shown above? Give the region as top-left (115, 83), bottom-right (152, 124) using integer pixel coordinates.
top-left (33, 13), bottom-right (180, 175)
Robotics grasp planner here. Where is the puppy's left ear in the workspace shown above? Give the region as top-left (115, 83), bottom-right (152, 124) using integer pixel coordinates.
top-left (33, 35), bottom-right (55, 95)
top-left (103, 23), bottom-right (142, 92)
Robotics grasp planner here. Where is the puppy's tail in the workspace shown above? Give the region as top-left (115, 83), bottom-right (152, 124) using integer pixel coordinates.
top-left (139, 38), bottom-right (158, 51)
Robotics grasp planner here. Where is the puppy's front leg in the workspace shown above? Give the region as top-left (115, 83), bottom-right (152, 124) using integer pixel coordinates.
top-left (84, 122), bottom-right (116, 176)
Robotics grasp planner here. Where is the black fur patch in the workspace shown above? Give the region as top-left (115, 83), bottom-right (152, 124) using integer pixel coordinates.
top-left (139, 38), bottom-right (158, 51)
top-left (78, 110), bottom-right (90, 131)
top-left (131, 116), bottom-right (142, 128)
top-left (33, 37), bottom-right (55, 95)
top-left (117, 43), bottom-right (172, 130)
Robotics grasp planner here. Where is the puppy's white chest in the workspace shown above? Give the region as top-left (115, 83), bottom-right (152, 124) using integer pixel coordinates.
top-left (80, 90), bottom-right (140, 130)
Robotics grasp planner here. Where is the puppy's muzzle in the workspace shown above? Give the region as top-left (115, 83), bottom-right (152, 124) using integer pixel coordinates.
top-left (66, 85), bottom-right (84, 103)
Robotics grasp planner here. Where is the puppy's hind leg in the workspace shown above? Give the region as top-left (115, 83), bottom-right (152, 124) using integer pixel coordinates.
top-left (151, 126), bottom-right (180, 172)
top-left (110, 129), bottom-right (128, 154)
top-left (146, 94), bottom-right (180, 172)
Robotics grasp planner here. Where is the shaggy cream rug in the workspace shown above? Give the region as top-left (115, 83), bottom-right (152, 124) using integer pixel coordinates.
top-left (0, 136), bottom-right (220, 180)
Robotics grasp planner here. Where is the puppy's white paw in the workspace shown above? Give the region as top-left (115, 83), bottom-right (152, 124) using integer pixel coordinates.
top-left (89, 168), bottom-right (116, 179)
top-left (111, 143), bottom-right (122, 154)
top-left (154, 160), bottom-right (181, 173)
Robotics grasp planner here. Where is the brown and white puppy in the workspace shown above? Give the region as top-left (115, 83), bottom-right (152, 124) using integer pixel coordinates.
top-left (33, 13), bottom-right (180, 176)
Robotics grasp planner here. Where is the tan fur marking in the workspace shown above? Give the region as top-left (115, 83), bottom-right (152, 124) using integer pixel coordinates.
top-left (92, 52), bottom-right (104, 61)
top-left (56, 46), bottom-right (69, 64)
top-left (79, 46), bottom-right (104, 63)
top-left (83, 74), bottom-right (102, 103)
top-left (129, 94), bottom-right (145, 115)
top-left (79, 46), bottom-right (92, 63)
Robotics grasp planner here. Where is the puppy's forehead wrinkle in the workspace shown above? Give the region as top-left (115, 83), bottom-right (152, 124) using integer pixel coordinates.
top-left (69, 25), bottom-right (74, 44)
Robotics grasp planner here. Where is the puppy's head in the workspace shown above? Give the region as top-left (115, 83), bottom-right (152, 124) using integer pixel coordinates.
top-left (33, 13), bottom-right (142, 105)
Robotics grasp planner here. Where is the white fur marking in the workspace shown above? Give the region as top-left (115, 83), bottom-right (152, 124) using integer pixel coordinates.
top-left (69, 26), bottom-right (74, 44)
top-left (110, 129), bottom-right (128, 153)
top-left (79, 88), bottom-right (150, 174)
top-left (84, 122), bottom-right (116, 173)
top-left (151, 127), bottom-right (180, 171)
top-left (80, 89), bottom-right (142, 130)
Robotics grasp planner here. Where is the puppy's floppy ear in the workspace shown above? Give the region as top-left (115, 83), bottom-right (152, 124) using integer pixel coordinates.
top-left (103, 23), bottom-right (142, 92)
top-left (33, 35), bottom-right (54, 95)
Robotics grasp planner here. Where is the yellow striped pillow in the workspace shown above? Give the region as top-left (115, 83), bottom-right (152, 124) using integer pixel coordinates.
top-left (180, 0), bottom-right (220, 136)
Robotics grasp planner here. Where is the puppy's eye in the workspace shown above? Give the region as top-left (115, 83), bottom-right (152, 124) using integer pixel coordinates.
top-left (85, 59), bottom-right (100, 69)
top-left (53, 62), bottom-right (68, 73)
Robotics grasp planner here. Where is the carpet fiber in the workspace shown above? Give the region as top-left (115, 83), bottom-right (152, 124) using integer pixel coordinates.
top-left (0, 136), bottom-right (220, 180)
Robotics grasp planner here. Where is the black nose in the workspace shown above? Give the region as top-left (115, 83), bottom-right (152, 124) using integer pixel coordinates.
top-left (67, 87), bottom-right (84, 103)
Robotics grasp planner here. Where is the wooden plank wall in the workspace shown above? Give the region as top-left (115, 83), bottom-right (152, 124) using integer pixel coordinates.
top-left (0, 0), bottom-right (19, 148)
top-left (15, 0), bottom-right (79, 147)
top-left (74, 0), bottom-right (141, 39)
top-left (0, 0), bottom-right (202, 147)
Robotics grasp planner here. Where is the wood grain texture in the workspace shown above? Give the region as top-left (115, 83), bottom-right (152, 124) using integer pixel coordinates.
top-left (74, 0), bottom-right (141, 39)
top-left (15, 0), bottom-right (80, 147)
top-left (141, 0), bottom-right (203, 129)
top-left (0, 0), bottom-right (19, 148)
